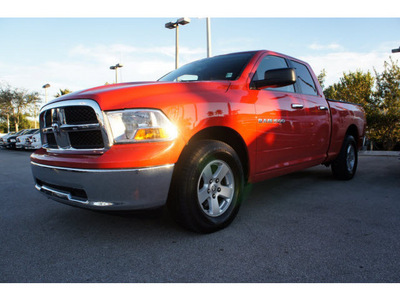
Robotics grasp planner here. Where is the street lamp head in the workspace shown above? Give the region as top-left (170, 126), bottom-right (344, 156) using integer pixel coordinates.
top-left (392, 47), bottom-right (400, 53)
top-left (110, 64), bottom-right (123, 69)
top-left (110, 64), bottom-right (123, 84)
top-left (42, 83), bottom-right (50, 89)
top-left (177, 17), bottom-right (190, 26)
top-left (165, 17), bottom-right (191, 70)
top-left (165, 22), bottom-right (177, 29)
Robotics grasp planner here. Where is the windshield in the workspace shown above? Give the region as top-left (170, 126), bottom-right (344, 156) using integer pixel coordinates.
top-left (16, 130), bottom-right (28, 135)
top-left (159, 52), bottom-right (256, 82)
top-left (26, 129), bottom-right (38, 134)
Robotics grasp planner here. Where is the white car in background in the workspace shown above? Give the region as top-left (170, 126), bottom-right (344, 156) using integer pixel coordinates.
top-left (0, 132), bottom-right (16, 147)
top-left (25, 132), bottom-right (42, 150)
top-left (16, 129), bottom-right (39, 149)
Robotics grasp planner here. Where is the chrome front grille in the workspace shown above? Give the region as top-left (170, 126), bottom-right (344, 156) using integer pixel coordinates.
top-left (39, 99), bottom-right (111, 153)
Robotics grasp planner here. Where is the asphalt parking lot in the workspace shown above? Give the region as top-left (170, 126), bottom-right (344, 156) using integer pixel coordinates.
top-left (0, 148), bottom-right (399, 283)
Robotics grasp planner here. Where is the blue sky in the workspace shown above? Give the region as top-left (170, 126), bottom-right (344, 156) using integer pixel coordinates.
top-left (1, 2), bottom-right (400, 104)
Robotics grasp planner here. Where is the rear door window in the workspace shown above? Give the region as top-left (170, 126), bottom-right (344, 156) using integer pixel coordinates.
top-left (290, 61), bottom-right (318, 96)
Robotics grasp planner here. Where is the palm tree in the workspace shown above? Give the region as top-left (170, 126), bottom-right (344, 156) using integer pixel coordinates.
top-left (54, 89), bottom-right (72, 98)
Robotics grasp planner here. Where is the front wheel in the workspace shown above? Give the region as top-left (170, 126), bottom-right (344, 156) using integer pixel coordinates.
top-left (331, 135), bottom-right (358, 180)
top-left (168, 140), bottom-right (244, 233)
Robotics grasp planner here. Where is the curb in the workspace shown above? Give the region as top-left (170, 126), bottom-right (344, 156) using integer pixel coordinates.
top-left (359, 151), bottom-right (400, 157)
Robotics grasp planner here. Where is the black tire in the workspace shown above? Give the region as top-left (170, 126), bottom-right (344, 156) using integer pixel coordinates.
top-left (168, 140), bottom-right (244, 233)
top-left (331, 135), bottom-right (358, 180)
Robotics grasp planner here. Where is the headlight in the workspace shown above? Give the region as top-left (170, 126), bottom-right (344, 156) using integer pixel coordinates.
top-left (105, 109), bottom-right (178, 144)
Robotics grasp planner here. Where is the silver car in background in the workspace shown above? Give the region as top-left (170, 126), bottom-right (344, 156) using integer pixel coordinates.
top-left (25, 132), bottom-right (42, 150)
top-left (0, 132), bottom-right (16, 147)
top-left (16, 129), bottom-right (39, 149)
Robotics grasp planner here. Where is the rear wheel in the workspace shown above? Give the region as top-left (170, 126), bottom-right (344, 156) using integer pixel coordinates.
top-left (331, 135), bottom-right (358, 180)
top-left (168, 140), bottom-right (244, 233)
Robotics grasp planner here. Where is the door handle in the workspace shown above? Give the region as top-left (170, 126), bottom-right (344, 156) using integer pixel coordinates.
top-left (291, 104), bottom-right (304, 109)
top-left (319, 106), bottom-right (329, 111)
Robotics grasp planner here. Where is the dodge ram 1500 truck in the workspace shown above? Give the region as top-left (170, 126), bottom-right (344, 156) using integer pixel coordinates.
top-left (31, 50), bottom-right (366, 233)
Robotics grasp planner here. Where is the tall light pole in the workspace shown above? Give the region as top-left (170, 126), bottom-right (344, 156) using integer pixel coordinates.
top-left (165, 17), bottom-right (191, 69)
top-left (206, 17), bottom-right (211, 58)
top-left (392, 46), bottom-right (400, 53)
top-left (42, 83), bottom-right (50, 103)
top-left (34, 104), bottom-right (37, 128)
top-left (110, 63), bottom-right (123, 83)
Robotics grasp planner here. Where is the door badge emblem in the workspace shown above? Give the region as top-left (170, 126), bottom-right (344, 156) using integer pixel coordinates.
top-left (258, 119), bottom-right (286, 124)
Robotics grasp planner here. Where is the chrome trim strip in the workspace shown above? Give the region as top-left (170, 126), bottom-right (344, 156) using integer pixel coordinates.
top-left (41, 99), bottom-right (99, 112)
top-left (60, 123), bottom-right (101, 131)
top-left (42, 127), bottom-right (53, 133)
top-left (42, 123), bottom-right (101, 133)
top-left (35, 184), bottom-right (89, 204)
top-left (31, 161), bottom-right (174, 173)
top-left (39, 148), bottom-right (107, 155)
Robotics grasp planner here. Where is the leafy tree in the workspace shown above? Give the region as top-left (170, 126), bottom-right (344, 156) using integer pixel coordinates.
top-left (324, 70), bottom-right (375, 115)
top-left (323, 70), bottom-right (376, 148)
top-left (25, 91), bottom-right (41, 128)
top-left (317, 69), bottom-right (327, 90)
top-left (369, 57), bottom-right (400, 150)
top-left (0, 85), bottom-right (40, 132)
top-left (374, 57), bottom-right (400, 112)
top-left (324, 83), bottom-right (340, 101)
top-left (0, 86), bottom-right (13, 133)
top-left (323, 59), bottom-right (400, 150)
top-left (54, 88), bottom-right (72, 98)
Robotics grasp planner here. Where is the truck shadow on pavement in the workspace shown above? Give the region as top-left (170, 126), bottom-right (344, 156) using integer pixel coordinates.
top-left (40, 164), bottom-right (336, 237)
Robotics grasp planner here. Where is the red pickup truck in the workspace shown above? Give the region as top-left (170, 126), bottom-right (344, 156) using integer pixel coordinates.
top-left (31, 50), bottom-right (366, 233)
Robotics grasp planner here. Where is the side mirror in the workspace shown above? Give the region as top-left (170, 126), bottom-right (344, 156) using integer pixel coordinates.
top-left (253, 68), bottom-right (296, 89)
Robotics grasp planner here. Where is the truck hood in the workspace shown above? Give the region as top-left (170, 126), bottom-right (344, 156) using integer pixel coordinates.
top-left (43, 81), bottom-right (231, 111)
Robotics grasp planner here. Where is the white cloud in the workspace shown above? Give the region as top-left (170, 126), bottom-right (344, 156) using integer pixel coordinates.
top-left (69, 44), bottom-right (204, 63)
top-left (300, 50), bottom-right (395, 87)
top-left (309, 43), bottom-right (344, 51)
top-left (2, 41), bottom-right (399, 106)
top-left (0, 43), bottom-right (207, 104)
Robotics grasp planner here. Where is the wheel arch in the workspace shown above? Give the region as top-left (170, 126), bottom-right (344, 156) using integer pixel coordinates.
top-left (178, 126), bottom-right (250, 182)
top-left (346, 124), bottom-right (360, 148)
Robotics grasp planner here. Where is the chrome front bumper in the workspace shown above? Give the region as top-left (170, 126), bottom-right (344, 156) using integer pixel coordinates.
top-left (31, 162), bottom-right (174, 210)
